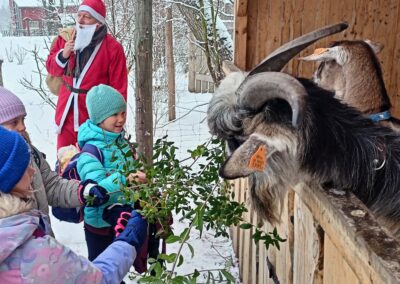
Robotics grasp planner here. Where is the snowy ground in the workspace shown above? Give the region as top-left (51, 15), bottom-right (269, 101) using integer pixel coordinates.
top-left (0, 35), bottom-right (240, 283)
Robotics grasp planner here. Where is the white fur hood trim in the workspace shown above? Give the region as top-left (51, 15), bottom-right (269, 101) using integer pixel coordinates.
top-left (0, 193), bottom-right (34, 219)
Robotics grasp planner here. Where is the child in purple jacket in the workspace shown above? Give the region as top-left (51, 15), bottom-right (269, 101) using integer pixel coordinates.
top-left (0, 126), bottom-right (147, 283)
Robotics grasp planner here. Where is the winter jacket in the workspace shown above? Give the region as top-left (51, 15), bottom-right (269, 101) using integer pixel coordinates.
top-left (77, 120), bottom-right (136, 228)
top-left (0, 193), bottom-right (136, 284)
top-left (29, 143), bottom-right (81, 235)
top-left (45, 33), bottom-right (128, 148)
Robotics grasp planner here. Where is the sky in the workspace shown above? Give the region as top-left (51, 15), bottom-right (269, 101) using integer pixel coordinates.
top-left (0, 35), bottom-right (241, 283)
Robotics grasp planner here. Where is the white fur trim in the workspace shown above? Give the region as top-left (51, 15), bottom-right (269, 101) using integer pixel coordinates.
top-left (0, 193), bottom-right (34, 218)
top-left (79, 5), bottom-right (106, 24)
top-left (55, 49), bottom-right (68, 68)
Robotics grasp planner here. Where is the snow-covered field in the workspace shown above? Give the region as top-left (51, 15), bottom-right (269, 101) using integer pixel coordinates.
top-left (0, 35), bottom-right (240, 283)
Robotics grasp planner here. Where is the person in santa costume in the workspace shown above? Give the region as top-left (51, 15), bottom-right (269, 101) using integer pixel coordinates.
top-left (46, 0), bottom-right (128, 150)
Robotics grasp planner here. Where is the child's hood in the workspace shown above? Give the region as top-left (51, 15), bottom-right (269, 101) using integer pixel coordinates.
top-left (78, 119), bottom-right (124, 148)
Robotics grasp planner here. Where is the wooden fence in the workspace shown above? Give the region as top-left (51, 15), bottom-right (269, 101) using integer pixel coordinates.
top-left (230, 179), bottom-right (400, 283)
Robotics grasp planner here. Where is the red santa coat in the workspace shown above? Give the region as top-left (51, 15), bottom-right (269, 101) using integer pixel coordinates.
top-left (46, 33), bottom-right (128, 149)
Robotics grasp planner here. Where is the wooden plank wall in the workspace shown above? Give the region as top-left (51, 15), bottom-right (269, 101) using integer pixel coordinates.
top-left (234, 0), bottom-right (400, 117)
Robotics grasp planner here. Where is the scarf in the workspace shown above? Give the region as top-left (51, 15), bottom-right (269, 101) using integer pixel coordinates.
top-left (66, 25), bottom-right (108, 79)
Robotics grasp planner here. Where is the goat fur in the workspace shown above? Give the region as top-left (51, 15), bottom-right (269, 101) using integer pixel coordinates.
top-left (208, 73), bottom-right (400, 237)
top-left (301, 40), bottom-right (400, 131)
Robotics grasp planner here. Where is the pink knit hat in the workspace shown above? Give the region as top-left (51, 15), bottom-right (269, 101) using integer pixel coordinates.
top-left (79, 0), bottom-right (106, 24)
top-left (0, 87), bottom-right (27, 124)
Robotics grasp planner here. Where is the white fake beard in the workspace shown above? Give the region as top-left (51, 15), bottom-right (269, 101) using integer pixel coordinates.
top-left (74, 23), bottom-right (97, 51)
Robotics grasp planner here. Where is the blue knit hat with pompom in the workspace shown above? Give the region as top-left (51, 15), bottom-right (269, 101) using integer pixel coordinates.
top-left (0, 126), bottom-right (30, 193)
top-left (86, 84), bottom-right (127, 125)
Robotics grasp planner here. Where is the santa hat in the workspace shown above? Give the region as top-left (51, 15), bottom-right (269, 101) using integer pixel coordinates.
top-left (79, 0), bottom-right (106, 24)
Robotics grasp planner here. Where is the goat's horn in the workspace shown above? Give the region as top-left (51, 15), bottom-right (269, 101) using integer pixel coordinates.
top-left (238, 72), bottom-right (307, 127)
top-left (248, 22), bottom-right (348, 75)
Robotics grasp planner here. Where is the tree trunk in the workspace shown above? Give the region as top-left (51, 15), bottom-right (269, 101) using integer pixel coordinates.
top-left (175, 1), bottom-right (232, 84)
top-left (188, 33), bottom-right (196, 92)
top-left (135, 0), bottom-right (153, 164)
top-left (165, 5), bottom-right (176, 121)
top-left (0, 59), bottom-right (3, 87)
top-left (59, 0), bottom-right (64, 13)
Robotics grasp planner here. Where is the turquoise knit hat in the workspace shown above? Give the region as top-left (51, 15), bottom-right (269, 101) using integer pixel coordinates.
top-left (86, 84), bottom-right (127, 125)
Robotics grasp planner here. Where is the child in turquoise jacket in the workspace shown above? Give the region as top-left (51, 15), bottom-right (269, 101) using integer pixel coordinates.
top-left (77, 84), bottom-right (146, 261)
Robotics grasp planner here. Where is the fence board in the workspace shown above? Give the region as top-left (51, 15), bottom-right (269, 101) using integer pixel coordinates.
top-left (293, 182), bottom-right (400, 283)
top-left (293, 193), bottom-right (323, 284)
top-left (323, 234), bottom-right (360, 284)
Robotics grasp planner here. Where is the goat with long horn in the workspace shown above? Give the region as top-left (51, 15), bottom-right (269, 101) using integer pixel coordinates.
top-left (207, 22), bottom-right (400, 237)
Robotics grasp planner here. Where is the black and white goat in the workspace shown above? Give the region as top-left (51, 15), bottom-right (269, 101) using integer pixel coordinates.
top-left (299, 40), bottom-right (400, 131)
top-left (207, 23), bottom-right (400, 237)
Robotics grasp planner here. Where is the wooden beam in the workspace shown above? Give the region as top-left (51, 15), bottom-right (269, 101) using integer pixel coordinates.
top-left (236, 0), bottom-right (248, 17)
top-left (293, 182), bottom-right (400, 283)
top-left (234, 0), bottom-right (248, 70)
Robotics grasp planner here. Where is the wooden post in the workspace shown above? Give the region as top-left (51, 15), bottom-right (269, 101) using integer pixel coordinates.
top-left (165, 5), bottom-right (176, 121)
top-left (135, 0), bottom-right (153, 163)
top-left (0, 59), bottom-right (3, 87)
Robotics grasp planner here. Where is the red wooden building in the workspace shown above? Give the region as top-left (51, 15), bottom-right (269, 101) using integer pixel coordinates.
top-left (9, 0), bottom-right (78, 36)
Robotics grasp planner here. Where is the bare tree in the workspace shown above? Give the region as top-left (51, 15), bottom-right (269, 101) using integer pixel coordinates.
top-left (135, 0), bottom-right (154, 163)
top-left (105, 0), bottom-right (136, 71)
top-left (175, 0), bottom-right (233, 84)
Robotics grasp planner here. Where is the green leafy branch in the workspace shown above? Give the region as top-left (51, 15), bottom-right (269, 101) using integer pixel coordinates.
top-left (104, 135), bottom-right (285, 283)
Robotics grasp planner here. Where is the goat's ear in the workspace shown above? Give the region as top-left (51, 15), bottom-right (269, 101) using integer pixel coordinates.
top-left (220, 135), bottom-right (268, 179)
top-left (222, 60), bottom-right (241, 76)
top-left (364, 39), bottom-right (384, 54)
top-left (298, 46), bottom-right (347, 65)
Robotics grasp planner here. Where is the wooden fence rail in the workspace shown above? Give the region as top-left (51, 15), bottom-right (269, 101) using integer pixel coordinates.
top-left (230, 180), bottom-right (400, 284)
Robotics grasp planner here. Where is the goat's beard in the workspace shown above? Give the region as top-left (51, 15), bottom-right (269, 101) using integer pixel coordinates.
top-left (249, 175), bottom-right (285, 224)
top-left (248, 149), bottom-right (302, 224)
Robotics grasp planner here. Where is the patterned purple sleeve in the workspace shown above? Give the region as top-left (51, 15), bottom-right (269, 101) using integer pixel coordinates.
top-left (92, 241), bottom-right (137, 284)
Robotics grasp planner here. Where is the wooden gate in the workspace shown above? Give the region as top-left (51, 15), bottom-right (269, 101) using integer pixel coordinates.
top-left (188, 34), bottom-right (215, 93)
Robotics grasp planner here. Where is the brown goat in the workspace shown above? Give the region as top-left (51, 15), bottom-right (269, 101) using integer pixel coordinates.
top-left (299, 40), bottom-right (400, 131)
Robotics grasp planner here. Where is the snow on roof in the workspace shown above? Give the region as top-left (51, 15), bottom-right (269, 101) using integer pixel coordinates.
top-left (14, 0), bottom-right (78, 8)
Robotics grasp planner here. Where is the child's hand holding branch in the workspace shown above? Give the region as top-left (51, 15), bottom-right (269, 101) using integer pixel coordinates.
top-left (127, 171), bottom-right (147, 184)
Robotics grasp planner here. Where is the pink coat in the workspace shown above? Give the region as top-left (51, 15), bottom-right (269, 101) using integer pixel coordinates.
top-left (0, 205), bottom-right (136, 283)
top-left (0, 210), bottom-right (103, 283)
